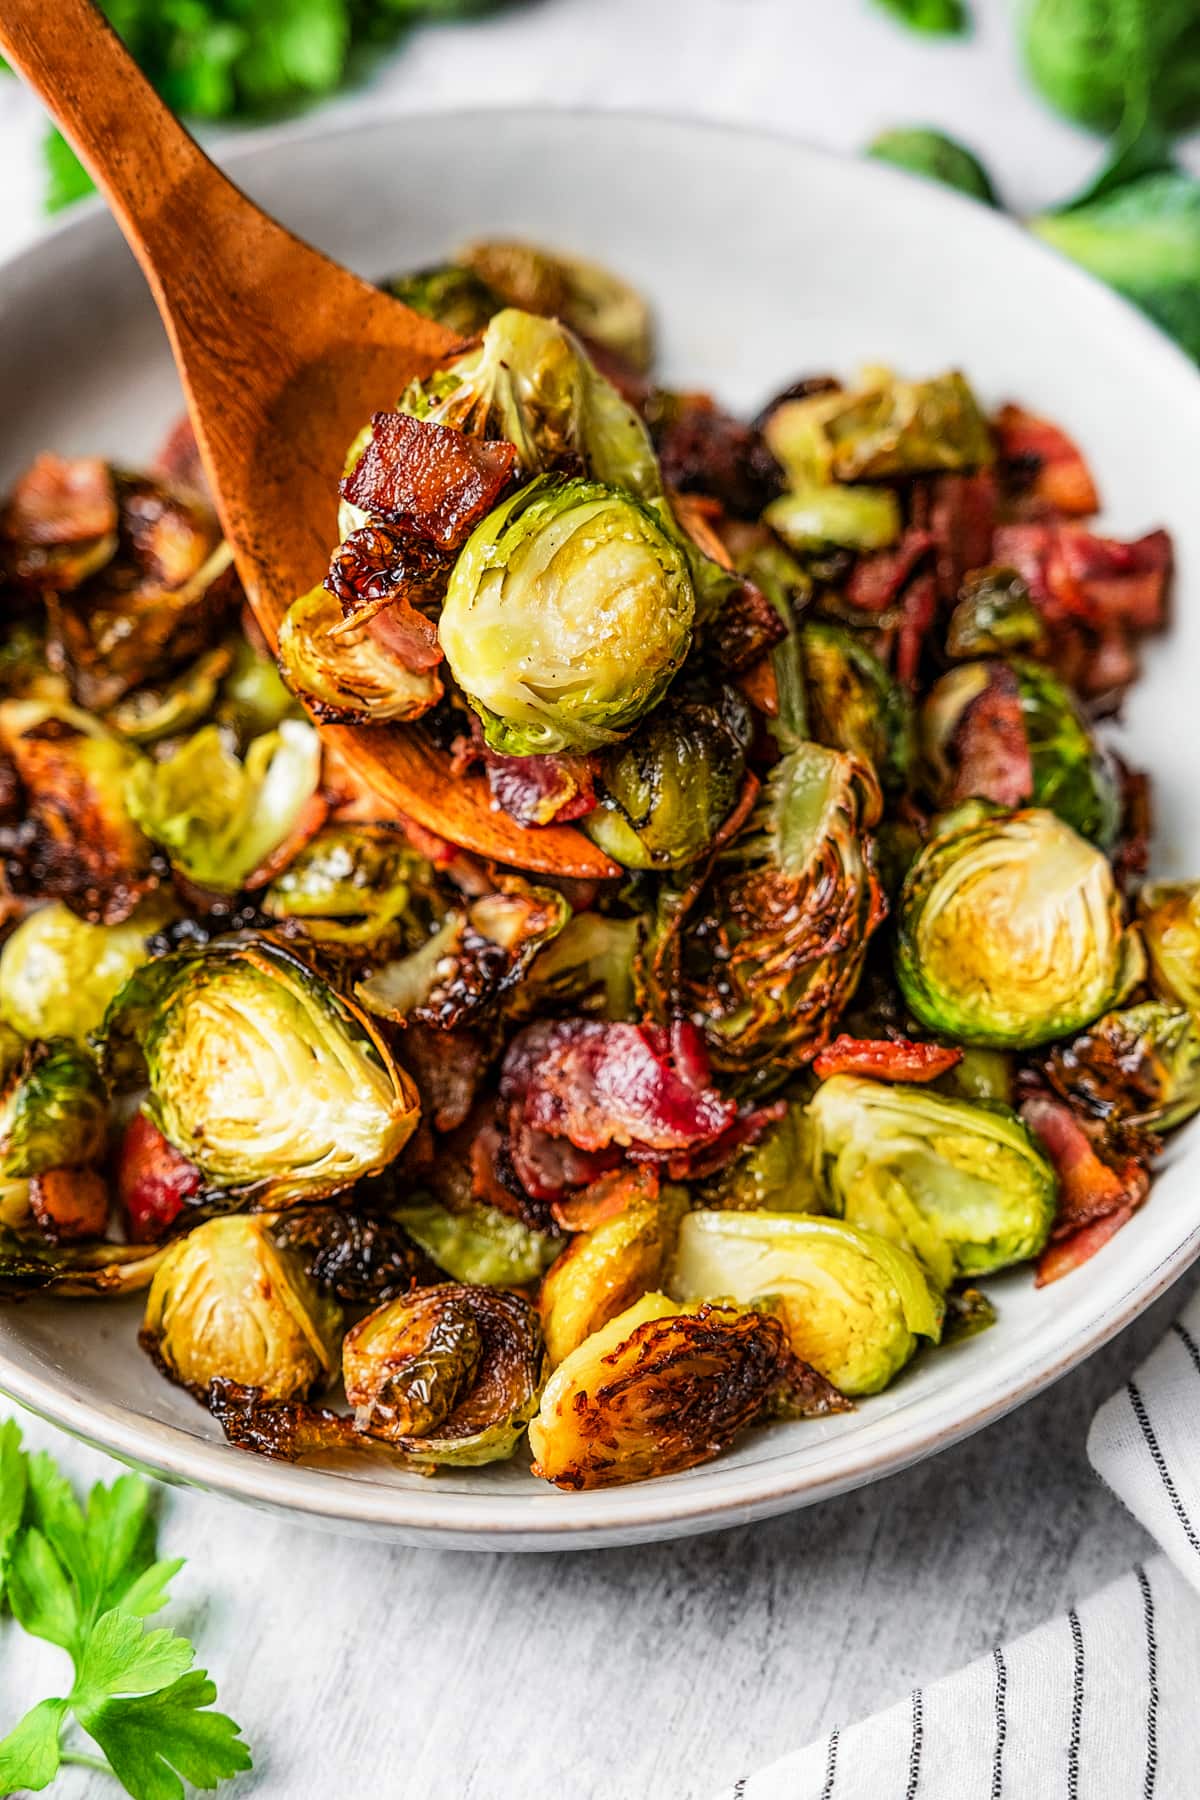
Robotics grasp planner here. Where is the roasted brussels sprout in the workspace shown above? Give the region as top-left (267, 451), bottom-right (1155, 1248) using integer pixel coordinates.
top-left (125, 719), bottom-right (323, 893)
top-left (764, 484), bottom-right (901, 554)
top-left (670, 1211), bottom-right (943, 1396)
top-left (277, 584), bottom-right (443, 726)
top-left (392, 1200), bottom-right (560, 1288)
top-left (342, 1283), bottom-right (544, 1466)
top-left (0, 697), bottom-right (155, 923)
top-left (583, 682), bottom-right (753, 868)
top-left (439, 476), bottom-right (695, 756)
top-left (1139, 882), bottom-right (1200, 1016)
top-left (215, 633), bottom-right (300, 745)
top-left (528, 1292), bottom-right (790, 1489)
top-left (141, 1215), bottom-right (342, 1401)
top-left (271, 1206), bottom-right (431, 1304)
top-left (937, 1046), bottom-right (1014, 1105)
top-left (106, 642), bottom-right (232, 746)
top-left (0, 453), bottom-right (118, 593)
top-left (896, 808), bottom-right (1142, 1048)
top-left (0, 1231), bottom-right (168, 1299)
top-left (102, 935), bottom-right (419, 1204)
top-left (801, 621), bottom-right (915, 792)
top-left (519, 913), bottom-right (641, 1022)
top-left (399, 309), bottom-right (661, 499)
top-left (0, 900), bottom-right (165, 1043)
top-left (921, 659), bottom-right (1119, 847)
top-left (1046, 1002), bottom-right (1200, 1132)
top-left (807, 1074), bottom-right (1059, 1285)
top-left (649, 742), bottom-right (886, 1089)
top-left (765, 370), bottom-right (993, 485)
top-left (539, 1184), bottom-right (687, 1366)
top-left (0, 1036), bottom-right (108, 1178)
top-left (697, 1102), bottom-right (822, 1214)
top-left (457, 239), bottom-right (654, 372)
top-left (385, 263), bottom-right (500, 336)
top-left (945, 566), bottom-right (1048, 661)
top-left (263, 824), bottom-right (434, 950)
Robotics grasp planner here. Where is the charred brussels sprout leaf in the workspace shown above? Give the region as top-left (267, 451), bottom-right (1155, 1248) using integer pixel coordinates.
top-left (868, 128), bottom-right (997, 203)
top-left (808, 1075), bottom-right (1059, 1285)
top-left (671, 1211), bottom-right (943, 1396)
top-left (458, 240), bottom-right (654, 373)
top-left (107, 642), bottom-right (233, 746)
top-left (1047, 1002), bottom-right (1200, 1131)
top-left (0, 1232), bottom-right (168, 1298)
top-left (0, 900), bottom-right (166, 1043)
top-left (1139, 882), bottom-right (1200, 1015)
top-left (141, 1215), bottom-right (342, 1401)
top-left (272, 1206), bottom-right (432, 1304)
top-left (126, 719), bottom-right (323, 893)
top-left (440, 476), bottom-right (695, 756)
top-left (392, 1200), bottom-right (560, 1288)
top-left (0, 1037), bottom-right (108, 1178)
top-left (343, 1283), bottom-right (544, 1466)
top-left (583, 683), bottom-right (753, 868)
top-left (801, 621), bottom-right (915, 792)
top-left (764, 484), bottom-right (901, 554)
top-left (946, 567), bottom-right (1048, 660)
top-left (539, 1185), bottom-right (687, 1367)
top-left (766, 371), bottom-right (992, 485)
top-left (896, 807), bottom-right (1142, 1048)
top-left (697, 1102), bottom-right (822, 1213)
top-left (263, 824), bottom-right (436, 950)
top-left (518, 913), bottom-right (642, 1022)
top-left (278, 584), bottom-right (443, 726)
top-left (528, 1292), bottom-right (790, 1490)
top-left (102, 934), bottom-right (419, 1204)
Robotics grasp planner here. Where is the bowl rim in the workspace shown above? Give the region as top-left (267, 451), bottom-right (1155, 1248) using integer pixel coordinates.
top-left (3, 101), bottom-right (1199, 1544)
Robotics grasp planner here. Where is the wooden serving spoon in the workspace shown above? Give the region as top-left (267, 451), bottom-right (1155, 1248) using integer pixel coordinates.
top-left (0, 0), bottom-right (621, 878)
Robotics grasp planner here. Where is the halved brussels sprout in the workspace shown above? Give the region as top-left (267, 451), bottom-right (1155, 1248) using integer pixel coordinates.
top-left (583, 683), bottom-right (753, 868)
top-left (342, 1283), bottom-right (544, 1466)
top-left (1047, 1002), bottom-right (1200, 1132)
top-left (921, 658), bottom-right (1119, 847)
top-left (0, 900), bottom-right (166, 1043)
top-left (528, 1292), bottom-right (790, 1489)
top-left (896, 808), bottom-right (1142, 1049)
top-left (945, 566), bottom-right (1047, 661)
top-left (125, 719), bottom-right (322, 893)
top-left (385, 263), bottom-right (501, 336)
top-left (458, 240), bottom-right (654, 372)
top-left (263, 824), bottom-right (435, 950)
top-left (670, 1211), bottom-right (943, 1396)
top-left (765, 370), bottom-right (993, 485)
top-left (0, 697), bottom-right (155, 924)
top-left (0, 1231), bottom-right (168, 1299)
top-left (697, 1101), bottom-right (822, 1213)
top-left (801, 620), bottom-right (915, 792)
top-left (649, 741), bottom-right (886, 1089)
top-left (392, 1200), bottom-right (560, 1288)
top-left (439, 476), bottom-right (695, 757)
top-left (400, 309), bottom-right (661, 498)
top-left (106, 643), bottom-right (233, 745)
top-left (764, 484), bottom-right (901, 554)
top-left (807, 1075), bottom-right (1059, 1286)
top-left (277, 584), bottom-right (443, 726)
top-left (1139, 882), bottom-right (1200, 1016)
top-left (141, 1215), bottom-right (342, 1401)
top-left (518, 912), bottom-right (642, 1022)
top-left (0, 1037), bottom-right (108, 1178)
top-left (102, 934), bottom-right (419, 1205)
top-left (539, 1185), bottom-right (687, 1366)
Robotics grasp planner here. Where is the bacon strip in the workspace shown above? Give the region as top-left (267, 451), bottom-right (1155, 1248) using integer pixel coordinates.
top-left (341, 412), bottom-right (516, 550)
top-left (1020, 1090), bottom-right (1150, 1286)
top-left (118, 1111), bottom-right (203, 1243)
top-left (993, 404), bottom-right (1099, 518)
top-left (813, 1036), bottom-right (962, 1083)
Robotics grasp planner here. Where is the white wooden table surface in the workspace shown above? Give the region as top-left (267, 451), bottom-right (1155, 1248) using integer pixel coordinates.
top-left (2, 4), bottom-right (1199, 1795)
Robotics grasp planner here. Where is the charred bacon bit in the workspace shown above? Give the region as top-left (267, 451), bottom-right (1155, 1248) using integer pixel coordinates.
top-left (400, 1022), bottom-right (490, 1134)
top-left (29, 1168), bottom-right (110, 1244)
top-left (993, 404), bottom-right (1100, 518)
top-left (913, 470), bottom-right (998, 602)
top-left (1035, 1206), bottom-right (1138, 1287)
top-left (325, 524), bottom-right (447, 673)
top-left (118, 1111), bottom-right (203, 1242)
top-left (272, 1208), bottom-right (433, 1304)
top-left (896, 570), bottom-right (938, 689)
top-left (945, 663), bottom-right (1034, 810)
top-left (0, 454), bottom-right (117, 587)
top-left (207, 1378), bottom-right (364, 1463)
top-left (712, 577), bottom-right (789, 674)
top-left (451, 721), bottom-right (598, 827)
top-left (1020, 1089), bottom-right (1150, 1285)
top-left (812, 1035), bottom-right (963, 1083)
top-left (1058, 525), bottom-right (1171, 633)
top-left (341, 412), bottom-right (517, 551)
top-left (648, 390), bottom-right (783, 519)
top-left (549, 1165), bottom-right (662, 1233)
top-left (846, 528), bottom-right (934, 614)
top-left (655, 1100), bottom-right (788, 1183)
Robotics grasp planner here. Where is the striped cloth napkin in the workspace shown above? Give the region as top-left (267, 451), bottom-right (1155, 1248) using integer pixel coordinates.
top-left (718, 1294), bottom-right (1200, 1799)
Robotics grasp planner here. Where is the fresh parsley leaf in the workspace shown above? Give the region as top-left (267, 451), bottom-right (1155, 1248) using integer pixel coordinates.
top-left (867, 127), bottom-right (997, 204)
top-left (0, 1697), bottom-right (69, 1794)
top-left (79, 1672), bottom-right (252, 1800)
top-left (872, 0), bottom-right (969, 35)
top-left (7, 1527), bottom-right (81, 1653)
top-left (0, 1417), bottom-right (28, 1598)
top-left (73, 1612), bottom-right (195, 1709)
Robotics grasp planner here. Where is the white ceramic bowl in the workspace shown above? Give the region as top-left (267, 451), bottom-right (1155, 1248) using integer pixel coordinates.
top-left (1, 109), bottom-right (1196, 1549)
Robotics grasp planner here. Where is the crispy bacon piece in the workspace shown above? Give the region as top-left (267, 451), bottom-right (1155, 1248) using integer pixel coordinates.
top-left (896, 570), bottom-right (938, 689)
top-left (846, 529), bottom-right (934, 614)
top-left (650, 391), bottom-right (782, 519)
top-left (451, 722), bottom-right (598, 826)
top-left (340, 412), bottom-right (516, 551)
top-left (325, 524), bottom-right (447, 672)
top-left (943, 662), bottom-right (1034, 809)
top-left (550, 1165), bottom-right (662, 1232)
top-left (993, 405), bottom-right (1099, 518)
top-left (1035, 1207), bottom-right (1138, 1287)
top-left (29, 1168), bottom-right (110, 1243)
top-left (1020, 1089), bottom-right (1150, 1286)
top-left (399, 1023), bottom-right (490, 1135)
top-left (715, 577), bottom-right (788, 673)
top-left (117, 1111), bottom-right (203, 1242)
top-left (813, 1035), bottom-right (963, 1083)
top-left (913, 470), bottom-right (998, 601)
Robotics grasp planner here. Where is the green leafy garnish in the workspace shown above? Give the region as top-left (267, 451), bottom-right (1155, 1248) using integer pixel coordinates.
top-left (0, 1421), bottom-right (250, 1798)
top-left (1021, 0), bottom-right (1200, 137)
top-left (872, 0), bottom-right (969, 35)
top-left (867, 127), bottom-right (997, 203)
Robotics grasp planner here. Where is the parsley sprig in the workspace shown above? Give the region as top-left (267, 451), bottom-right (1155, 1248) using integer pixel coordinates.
top-left (0, 1420), bottom-right (251, 1798)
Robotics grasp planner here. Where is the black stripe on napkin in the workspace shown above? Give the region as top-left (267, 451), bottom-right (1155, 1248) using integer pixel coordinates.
top-left (1128, 1378), bottom-right (1200, 1557)
top-left (1137, 1565), bottom-right (1159, 1799)
top-left (818, 1727), bottom-right (839, 1800)
top-left (1067, 1607), bottom-right (1084, 1800)
top-left (905, 1690), bottom-right (923, 1799)
top-left (1172, 1319), bottom-right (1200, 1375)
top-left (991, 1646), bottom-right (1007, 1798)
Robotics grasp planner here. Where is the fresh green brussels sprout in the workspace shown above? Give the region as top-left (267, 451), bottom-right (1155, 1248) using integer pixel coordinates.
top-left (1047, 1002), bottom-right (1200, 1132)
top-left (539, 1184), bottom-right (687, 1366)
top-left (439, 475), bottom-right (695, 756)
top-left (385, 263), bottom-right (501, 336)
top-left (263, 824), bottom-right (435, 950)
top-left (801, 620), bottom-right (915, 792)
top-left (867, 128), bottom-right (998, 204)
top-left (400, 308), bottom-right (661, 499)
top-left (141, 1215), bottom-right (342, 1401)
top-left (764, 484), bottom-right (901, 554)
top-left (765, 370), bottom-right (993, 485)
top-left (457, 240), bottom-right (654, 372)
top-left (106, 644), bottom-right (233, 746)
top-left (921, 658), bottom-right (1120, 847)
top-left (392, 1200), bottom-right (561, 1288)
top-left (0, 1231), bottom-right (168, 1299)
top-left (0, 1036), bottom-right (108, 1178)
top-left (896, 807), bottom-right (1143, 1049)
top-left (0, 900), bottom-right (167, 1043)
top-left (1021, 0), bottom-right (1200, 135)
top-left (807, 1074), bottom-right (1059, 1286)
top-left (583, 682), bottom-right (753, 868)
top-left (670, 1211), bottom-right (943, 1396)
top-left (649, 742), bottom-right (886, 1089)
top-left (945, 566), bottom-right (1048, 661)
top-left (528, 1292), bottom-right (791, 1489)
top-left (102, 934), bottom-right (419, 1205)
top-left (1138, 882), bottom-right (1200, 1016)
top-left (125, 719), bottom-right (322, 894)
top-left (277, 584), bottom-right (443, 726)
top-left (697, 1101), bottom-right (823, 1213)
top-left (0, 697), bottom-right (155, 925)
top-left (342, 1283), bottom-right (544, 1466)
